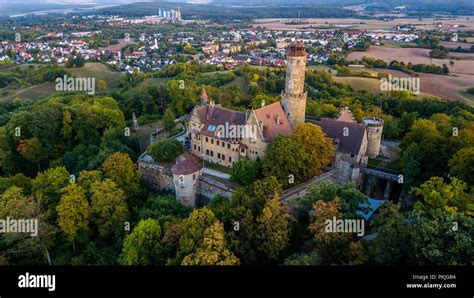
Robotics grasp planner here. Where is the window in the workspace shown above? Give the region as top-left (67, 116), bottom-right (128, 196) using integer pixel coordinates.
top-left (222, 154), bottom-right (225, 160)
top-left (206, 149), bottom-right (209, 155)
top-left (194, 144), bottom-right (196, 150)
top-left (229, 157), bottom-right (232, 162)
top-left (228, 144), bottom-right (230, 149)
top-left (217, 140), bottom-right (220, 146)
top-left (210, 151), bottom-right (214, 157)
top-left (218, 153), bottom-right (221, 159)
top-left (222, 142), bottom-right (225, 148)
top-left (211, 139), bottom-right (214, 144)
top-left (206, 137), bottom-right (208, 142)
top-left (351, 154), bottom-right (354, 158)
top-left (193, 174), bottom-right (196, 180)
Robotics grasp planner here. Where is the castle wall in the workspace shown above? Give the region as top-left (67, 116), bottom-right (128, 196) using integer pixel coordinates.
top-left (138, 160), bottom-right (174, 191)
top-left (198, 175), bottom-right (236, 200)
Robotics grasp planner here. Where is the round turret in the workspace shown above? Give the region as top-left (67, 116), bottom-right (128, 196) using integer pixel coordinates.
top-left (362, 117), bottom-right (384, 158)
top-left (172, 156), bottom-right (202, 207)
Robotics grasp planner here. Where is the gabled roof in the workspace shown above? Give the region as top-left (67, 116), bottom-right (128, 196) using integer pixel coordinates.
top-left (253, 102), bottom-right (292, 142)
top-left (309, 118), bottom-right (366, 156)
top-left (337, 107), bottom-right (356, 123)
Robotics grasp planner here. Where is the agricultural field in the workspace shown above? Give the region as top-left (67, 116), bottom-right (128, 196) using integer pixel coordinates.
top-left (347, 45), bottom-right (474, 75)
top-left (254, 16), bottom-right (474, 31)
top-left (346, 45), bottom-right (474, 105)
top-left (334, 65), bottom-right (474, 105)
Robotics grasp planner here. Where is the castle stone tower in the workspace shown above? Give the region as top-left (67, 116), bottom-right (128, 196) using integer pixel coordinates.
top-left (362, 117), bottom-right (384, 158)
top-left (171, 156), bottom-right (202, 207)
top-left (281, 41), bottom-right (307, 130)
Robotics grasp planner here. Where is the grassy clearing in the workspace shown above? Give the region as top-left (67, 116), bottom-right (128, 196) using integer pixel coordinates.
top-left (0, 62), bottom-right (121, 102)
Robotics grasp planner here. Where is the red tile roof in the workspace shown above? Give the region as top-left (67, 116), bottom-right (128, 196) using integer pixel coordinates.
top-left (254, 102), bottom-right (293, 142)
top-left (171, 156), bottom-right (201, 175)
top-left (287, 41), bottom-right (307, 57)
top-left (337, 107), bottom-right (356, 123)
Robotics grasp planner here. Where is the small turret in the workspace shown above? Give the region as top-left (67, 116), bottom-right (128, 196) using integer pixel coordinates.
top-left (200, 86), bottom-right (208, 105)
top-left (132, 112), bottom-right (139, 131)
top-left (362, 117), bottom-right (384, 158)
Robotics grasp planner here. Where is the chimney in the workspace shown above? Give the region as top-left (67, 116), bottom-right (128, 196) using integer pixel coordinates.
top-left (261, 100), bottom-right (266, 108)
top-left (210, 100), bottom-right (215, 107)
top-left (276, 115), bottom-right (280, 125)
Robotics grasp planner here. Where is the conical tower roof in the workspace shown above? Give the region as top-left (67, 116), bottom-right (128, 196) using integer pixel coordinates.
top-left (200, 86), bottom-right (208, 100)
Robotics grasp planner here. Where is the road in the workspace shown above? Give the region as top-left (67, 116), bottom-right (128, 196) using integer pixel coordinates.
top-left (202, 168), bottom-right (231, 179)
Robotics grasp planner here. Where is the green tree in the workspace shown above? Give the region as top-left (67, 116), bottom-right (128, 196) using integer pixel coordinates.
top-left (121, 218), bottom-right (163, 265)
top-left (90, 179), bottom-right (128, 238)
top-left (61, 111), bottom-right (73, 144)
top-left (412, 177), bottom-right (473, 216)
top-left (263, 123), bottom-right (334, 188)
top-left (224, 177), bottom-right (286, 264)
top-left (229, 158), bottom-right (262, 186)
top-left (147, 139), bottom-right (183, 162)
top-left (400, 119), bottom-right (450, 189)
top-left (78, 170), bottom-right (102, 194)
top-left (139, 195), bottom-right (191, 226)
top-left (0, 186), bottom-right (57, 265)
top-left (407, 210), bottom-right (474, 265)
top-left (368, 203), bottom-right (410, 264)
top-left (251, 94), bottom-right (277, 109)
top-left (98, 80), bottom-right (107, 92)
top-left (175, 208), bottom-right (218, 264)
top-left (56, 184), bottom-right (90, 246)
top-left (102, 152), bottom-right (140, 198)
top-left (182, 222), bottom-right (239, 265)
top-left (262, 136), bottom-right (305, 188)
top-left (31, 166), bottom-right (71, 216)
top-left (309, 198), bottom-right (367, 265)
top-left (256, 196), bottom-right (290, 260)
top-left (0, 173), bottom-right (32, 194)
top-left (450, 147), bottom-right (474, 185)
top-left (163, 108), bottom-right (176, 131)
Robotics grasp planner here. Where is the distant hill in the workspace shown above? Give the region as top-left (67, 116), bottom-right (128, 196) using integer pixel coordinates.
top-left (96, 1), bottom-right (358, 21)
top-left (212, 0), bottom-right (474, 16)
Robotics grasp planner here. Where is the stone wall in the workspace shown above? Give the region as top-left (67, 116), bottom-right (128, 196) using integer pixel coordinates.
top-left (281, 168), bottom-right (337, 212)
top-left (198, 175), bottom-right (236, 201)
top-left (138, 159), bottom-right (174, 192)
top-left (140, 157), bottom-right (341, 212)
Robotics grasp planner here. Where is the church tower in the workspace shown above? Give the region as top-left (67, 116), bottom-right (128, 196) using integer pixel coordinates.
top-left (281, 41), bottom-right (307, 130)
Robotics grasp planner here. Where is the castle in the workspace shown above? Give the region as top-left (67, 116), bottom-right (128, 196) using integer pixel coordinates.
top-left (187, 41), bottom-right (308, 167)
top-left (140, 41), bottom-right (384, 207)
